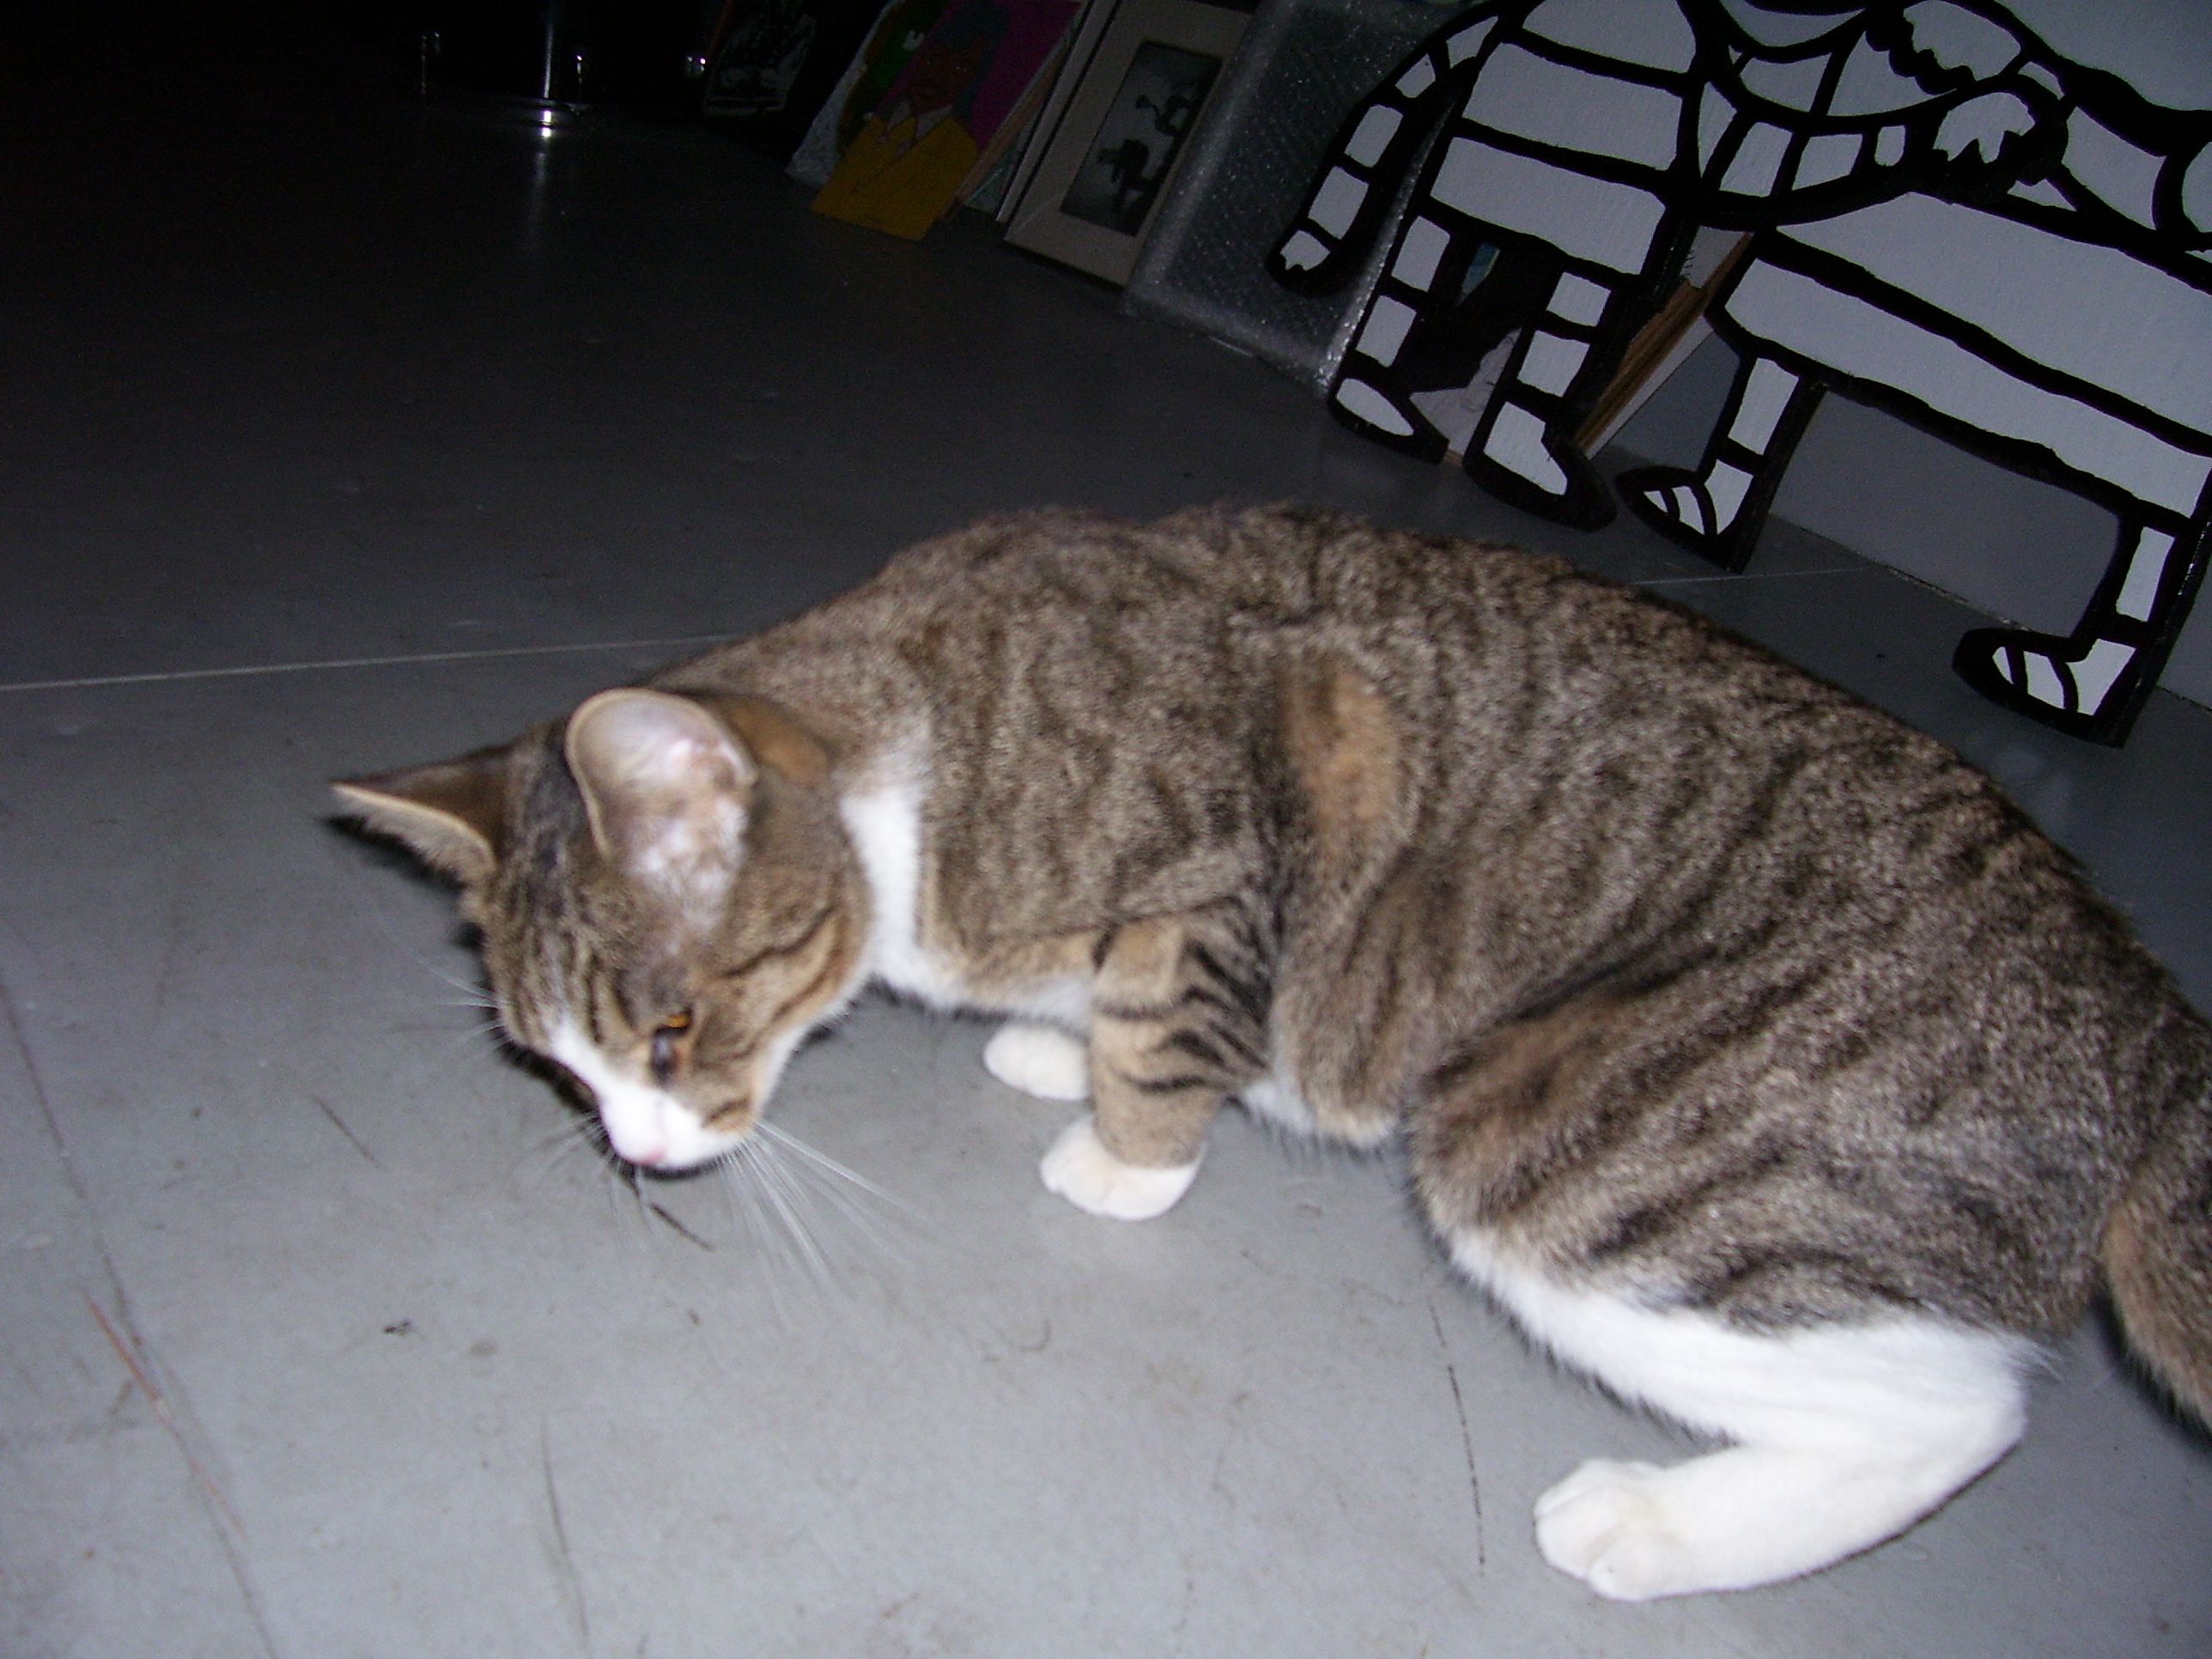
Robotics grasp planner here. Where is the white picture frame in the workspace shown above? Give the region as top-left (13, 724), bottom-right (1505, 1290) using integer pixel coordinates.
top-left (1003, 0), bottom-right (1250, 285)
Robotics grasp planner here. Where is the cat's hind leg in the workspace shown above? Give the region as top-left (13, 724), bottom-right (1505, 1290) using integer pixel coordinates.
top-left (1451, 1235), bottom-right (2033, 1599)
top-left (983, 1022), bottom-right (1090, 1101)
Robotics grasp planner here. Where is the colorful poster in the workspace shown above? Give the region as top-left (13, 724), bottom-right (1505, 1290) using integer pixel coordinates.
top-left (839, 0), bottom-right (957, 152)
top-left (812, 0), bottom-right (1079, 240)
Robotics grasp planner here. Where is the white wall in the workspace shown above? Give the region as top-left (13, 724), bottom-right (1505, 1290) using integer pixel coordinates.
top-left (1615, 336), bottom-right (2212, 710)
top-left (1616, 0), bottom-right (2211, 712)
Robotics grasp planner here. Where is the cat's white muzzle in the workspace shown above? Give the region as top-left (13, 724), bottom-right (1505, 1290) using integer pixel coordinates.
top-left (549, 1018), bottom-right (746, 1170)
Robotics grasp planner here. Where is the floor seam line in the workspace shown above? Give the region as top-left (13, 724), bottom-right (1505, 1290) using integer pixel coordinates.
top-left (1636, 565), bottom-right (1866, 587)
top-left (0, 634), bottom-right (738, 695)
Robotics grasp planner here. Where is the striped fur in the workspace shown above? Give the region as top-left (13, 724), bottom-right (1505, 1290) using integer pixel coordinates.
top-left (337, 504), bottom-right (2212, 1595)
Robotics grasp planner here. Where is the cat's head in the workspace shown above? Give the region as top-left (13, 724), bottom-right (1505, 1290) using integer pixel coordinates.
top-left (336, 690), bottom-right (868, 1171)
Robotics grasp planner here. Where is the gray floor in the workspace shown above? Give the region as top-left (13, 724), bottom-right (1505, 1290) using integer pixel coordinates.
top-left (3, 9), bottom-right (2208, 1657)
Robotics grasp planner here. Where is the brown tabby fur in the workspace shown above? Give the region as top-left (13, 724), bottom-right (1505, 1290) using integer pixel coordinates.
top-left (338, 504), bottom-right (2212, 1419)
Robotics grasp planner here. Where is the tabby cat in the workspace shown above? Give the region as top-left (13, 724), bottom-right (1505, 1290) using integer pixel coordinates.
top-left (336, 506), bottom-right (2212, 1601)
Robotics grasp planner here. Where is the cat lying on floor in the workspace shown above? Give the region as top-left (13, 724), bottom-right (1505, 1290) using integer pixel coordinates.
top-left (336, 506), bottom-right (2212, 1600)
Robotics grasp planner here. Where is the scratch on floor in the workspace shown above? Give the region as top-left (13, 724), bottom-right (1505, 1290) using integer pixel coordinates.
top-left (11, 908), bottom-right (276, 1659)
top-left (1428, 1298), bottom-right (1486, 1571)
top-left (147, 888), bottom-right (187, 1029)
top-left (86, 1293), bottom-right (245, 1537)
top-left (542, 1421), bottom-right (592, 1648)
top-left (85, 1291), bottom-right (284, 1656)
top-left (309, 1094), bottom-right (382, 1168)
top-left (648, 1202), bottom-right (714, 1251)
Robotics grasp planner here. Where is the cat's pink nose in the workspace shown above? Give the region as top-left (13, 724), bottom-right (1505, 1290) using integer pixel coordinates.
top-left (610, 1127), bottom-right (670, 1168)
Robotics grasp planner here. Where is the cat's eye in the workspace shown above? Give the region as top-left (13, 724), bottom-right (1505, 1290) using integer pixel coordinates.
top-left (649, 1011), bottom-right (692, 1085)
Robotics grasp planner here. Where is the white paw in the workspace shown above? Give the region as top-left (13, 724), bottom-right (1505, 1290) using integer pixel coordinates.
top-left (1039, 1116), bottom-right (1200, 1221)
top-left (983, 1022), bottom-right (1091, 1101)
top-left (1534, 1459), bottom-right (1709, 1601)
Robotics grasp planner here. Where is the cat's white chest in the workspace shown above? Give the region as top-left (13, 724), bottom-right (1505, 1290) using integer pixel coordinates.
top-left (839, 765), bottom-right (973, 1012)
top-left (840, 750), bottom-right (1096, 1025)
top-left (841, 761), bottom-right (1091, 1025)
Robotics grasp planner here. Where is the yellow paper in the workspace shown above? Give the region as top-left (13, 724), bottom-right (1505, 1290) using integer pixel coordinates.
top-left (812, 106), bottom-right (981, 240)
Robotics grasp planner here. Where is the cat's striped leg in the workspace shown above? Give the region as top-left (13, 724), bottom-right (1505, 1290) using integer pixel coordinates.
top-left (1450, 1233), bottom-right (2033, 1599)
top-left (1041, 908), bottom-right (1268, 1221)
top-left (1617, 350), bottom-right (1824, 571)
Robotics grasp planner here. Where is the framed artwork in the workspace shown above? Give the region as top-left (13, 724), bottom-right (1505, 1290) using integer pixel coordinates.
top-left (701, 0), bottom-right (890, 161)
top-left (1004, 0), bottom-right (1251, 285)
top-left (994, 0), bottom-right (1121, 222)
top-left (786, 0), bottom-right (954, 188)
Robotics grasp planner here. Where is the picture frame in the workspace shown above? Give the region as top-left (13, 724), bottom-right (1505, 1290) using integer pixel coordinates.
top-left (1003, 0), bottom-right (1251, 285)
top-left (700, 0), bottom-right (891, 161)
top-left (993, 0), bottom-right (1116, 222)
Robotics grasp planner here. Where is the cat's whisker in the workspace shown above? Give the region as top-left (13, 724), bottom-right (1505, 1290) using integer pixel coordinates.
top-left (732, 1123), bottom-right (929, 1305)
top-left (715, 1159), bottom-right (800, 1327)
top-left (765, 1129), bottom-right (898, 1257)
top-left (738, 1136), bottom-right (840, 1289)
top-left (433, 1018), bottom-right (505, 1057)
top-left (720, 1146), bottom-right (829, 1322)
top-left (599, 1153), bottom-right (645, 1243)
top-left (810, 1169), bottom-right (916, 1267)
top-left (397, 945), bottom-right (481, 999)
top-left (777, 1170), bottom-right (903, 1267)
top-left (529, 1121), bottom-right (592, 1163)
top-left (754, 1121), bottom-right (928, 1261)
top-left (338, 870), bottom-right (494, 1006)
top-left (757, 1121), bottom-right (921, 1222)
top-left (619, 1163), bottom-right (663, 1255)
top-left (329, 844), bottom-right (508, 1019)
top-left (381, 1009), bottom-right (510, 1088)
top-left (717, 1153), bottom-right (783, 1267)
top-left (520, 1115), bottom-right (610, 1194)
top-left (742, 1126), bottom-right (893, 1308)
top-left (718, 1139), bottom-right (789, 1252)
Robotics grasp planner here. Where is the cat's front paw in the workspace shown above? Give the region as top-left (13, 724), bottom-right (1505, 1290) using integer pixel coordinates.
top-left (1040, 1116), bottom-right (1200, 1220)
top-left (984, 1021), bottom-right (1090, 1101)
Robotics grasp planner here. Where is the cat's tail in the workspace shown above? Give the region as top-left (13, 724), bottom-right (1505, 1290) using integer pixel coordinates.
top-left (2103, 1053), bottom-right (2212, 1425)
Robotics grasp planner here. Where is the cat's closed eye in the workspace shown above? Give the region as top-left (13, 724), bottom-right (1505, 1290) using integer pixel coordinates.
top-left (649, 1012), bottom-right (693, 1085)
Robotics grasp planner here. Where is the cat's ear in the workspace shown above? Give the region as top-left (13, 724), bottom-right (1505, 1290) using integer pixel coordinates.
top-left (332, 747), bottom-right (510, 888)
top-left (564, 689), bottom-right (756, 908)
top-left (707, 695), bottom-right (830, 789)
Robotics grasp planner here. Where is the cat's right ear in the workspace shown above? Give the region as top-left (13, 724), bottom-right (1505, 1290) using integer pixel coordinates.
top-left (562, 689), bottom-right (756, 910)
top-left (332, 748), bottom-right (509, 888)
